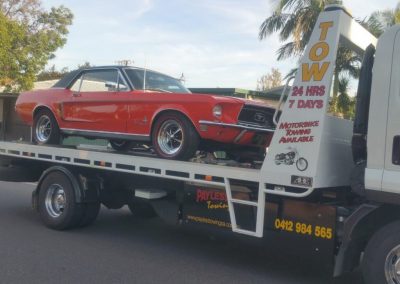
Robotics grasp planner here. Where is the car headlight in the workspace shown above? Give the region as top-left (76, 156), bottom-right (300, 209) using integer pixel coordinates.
top-left (213, 104), bottom-right (222, 118)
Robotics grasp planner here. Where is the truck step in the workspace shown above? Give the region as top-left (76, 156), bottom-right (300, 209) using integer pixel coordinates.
top-left (233, 228), bottom-right (258, 236)
top-left (230, 199), bottom-right (258, 206)
top-left (135, 188), bottom-right (167, 200)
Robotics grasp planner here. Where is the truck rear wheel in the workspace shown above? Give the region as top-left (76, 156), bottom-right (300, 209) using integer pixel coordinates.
top-left (362, 221), bottom-right (400, 284)
top-left (38, 171), bottom-right (85, 230)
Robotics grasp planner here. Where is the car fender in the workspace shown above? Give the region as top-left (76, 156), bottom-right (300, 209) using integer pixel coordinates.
top-left (151, 106), bottom-right (201, 133)
top-left (32, 104), bottom-right (63, 127)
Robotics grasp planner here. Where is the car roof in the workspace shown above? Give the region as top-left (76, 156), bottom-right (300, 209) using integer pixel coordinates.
top-left (52, 66), bottom-right (170, 89)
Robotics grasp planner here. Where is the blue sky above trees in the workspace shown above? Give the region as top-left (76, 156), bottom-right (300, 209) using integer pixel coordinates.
top-left (42, 0), bottom-right (399, 89)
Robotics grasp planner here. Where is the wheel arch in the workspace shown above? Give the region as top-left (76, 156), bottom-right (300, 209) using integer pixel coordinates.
top-left (32, 105), bottom-right (61, 127)
top-left (334, 203), bottom-right (400, 277)
top-left (33, 166), bottom-right (84, 211)
top-left (150, 108), bottom-right (200, 140)
top-left (33, 105), bottom-right (54, 118)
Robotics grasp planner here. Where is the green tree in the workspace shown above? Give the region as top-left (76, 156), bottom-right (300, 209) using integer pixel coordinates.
top-left (259, 1), bottom-right (400, 119)
top-left (78, 61), bottom-right (92, 69)
top-left (36, 65), bottom-right (69, 81)
top-left (257, 68), bottom-right (283, 91)
top-left (363, 2), bottom-right (400, 37)
top-left (0, 1), bottom-right (73, 92)
top-left (37, 62), bottom-right (93, 82)
top-left (258, 0), bottom-right (358, 99)
top-left (259, 0), bottom-right (360, 98)
top-left (259, 0), bottom-right (340, 60)
top-left (0, 12), bottom-right (25, 89)
top-left (330, 76), bottom-right (355, 119)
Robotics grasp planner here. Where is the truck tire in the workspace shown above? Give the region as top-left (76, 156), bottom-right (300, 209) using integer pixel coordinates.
top-left (152, 112), bottom-right (199, 160)
top-left (38, 171), bottom-right (84, 230)
top-left (78, 202), bottom-right (101, 227)
top-left (362, 221), bottom-right (400, 284)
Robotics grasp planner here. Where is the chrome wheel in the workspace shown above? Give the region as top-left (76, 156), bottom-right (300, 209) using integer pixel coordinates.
top-left (157, 119), bottom-right (183, 155)
top-left (45, 184), bottom-right (66, 218)
top-left (35, 115), bottom-right (52, 143)
top-left (385, 245), bottom-right (400, 284)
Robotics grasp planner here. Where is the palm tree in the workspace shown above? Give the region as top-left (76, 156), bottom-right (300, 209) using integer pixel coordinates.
top-left (337, 77), bottom-right (355, 119)
top-left (332, 46), bottom-right (360, 101)
top-left (364, 2), bottom-right (400, 37)
top-left (259, 0), bottom-right (340, 60)
top-left (259, 0), bottom-right (355, 99)
top-left (328, 76), bottom-right (355, 118)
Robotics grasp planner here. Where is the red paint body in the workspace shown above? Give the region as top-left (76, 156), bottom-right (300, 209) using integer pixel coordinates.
top-left (16, 88), bottom-right (274, 147)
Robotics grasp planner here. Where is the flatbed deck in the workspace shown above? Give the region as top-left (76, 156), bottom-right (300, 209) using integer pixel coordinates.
top-left (0, 141), bottom-right (261, 187)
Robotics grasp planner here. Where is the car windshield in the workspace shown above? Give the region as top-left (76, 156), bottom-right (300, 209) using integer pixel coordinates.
top-left (124, 68), bottom-right (191, 93)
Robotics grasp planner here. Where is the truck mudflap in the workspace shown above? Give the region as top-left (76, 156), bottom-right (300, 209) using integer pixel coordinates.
top-left (333, 204), bottom-right (378, 277)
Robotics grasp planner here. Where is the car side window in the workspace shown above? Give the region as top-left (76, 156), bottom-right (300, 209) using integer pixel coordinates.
top-left (124, 68), bottom-right (190, 93)
top-left (70, 70), bottom-right (119, 92)
top-left (124, 69), bottom-right (144, 89)
top-left (70, 77), bottom-right (82, 92)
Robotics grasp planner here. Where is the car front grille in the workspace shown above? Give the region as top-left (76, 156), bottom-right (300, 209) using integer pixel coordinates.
top-left (237, 105), bottom-right (277, 130)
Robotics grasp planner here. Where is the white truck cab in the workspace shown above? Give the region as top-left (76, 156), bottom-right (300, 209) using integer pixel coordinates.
top-left (366, 25), bottom-right (400, 198)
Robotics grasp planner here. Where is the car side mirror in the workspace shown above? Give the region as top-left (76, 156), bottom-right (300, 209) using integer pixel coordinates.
top-left (105, 82), bottom-right (117, 91)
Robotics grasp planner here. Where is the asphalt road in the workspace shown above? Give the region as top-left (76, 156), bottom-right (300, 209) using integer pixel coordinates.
top-left (0, 181), bottom-right (363, 284)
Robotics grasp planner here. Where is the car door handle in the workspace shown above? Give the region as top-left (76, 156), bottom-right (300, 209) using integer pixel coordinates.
top-left (72, 93), bottom-right (81, 97)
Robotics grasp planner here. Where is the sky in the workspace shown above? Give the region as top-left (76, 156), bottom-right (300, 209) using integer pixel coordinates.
top-left (42, 0), bottom-right (399, 90)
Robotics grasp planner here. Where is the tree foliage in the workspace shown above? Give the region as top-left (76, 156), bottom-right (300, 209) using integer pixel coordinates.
top-left (329, 76), bottom-right (355, 119)
top-left (259, 0), bottom-right (340, 60)
top-left (258, 0), bottom-right (360, 102)
top-left (258, 0), bottom-right (400, 119)
top-left (77, 61), bottom-right (92, 70)
top-left (257, 68), bottom-right (282, 91)
top-left (0, 0), bottom-right (73, 92)
top-left (37, 62), bottom-right (93, 82)
top-left (36, 65), bottom-right (68, 81)
top-left (361, 2), bottom-right (400, 37)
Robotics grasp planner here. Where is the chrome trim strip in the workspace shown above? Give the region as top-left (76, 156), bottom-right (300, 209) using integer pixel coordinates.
top-left (234, 129), bottom-right (247, 143)
top-left (60, 128), bottom-right (150, 141)
top-left (198, 120), bottom-right (275, 133)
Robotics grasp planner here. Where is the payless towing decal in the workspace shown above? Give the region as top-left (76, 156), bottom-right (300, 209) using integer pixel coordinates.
top-left (196, 188), bottom-right (229, 210)
top-left (185, 188), bottom-right (231, 229)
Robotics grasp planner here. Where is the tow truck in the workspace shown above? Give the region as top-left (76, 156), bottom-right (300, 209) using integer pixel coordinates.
top-left (0, 5), bottom-right (399, 283)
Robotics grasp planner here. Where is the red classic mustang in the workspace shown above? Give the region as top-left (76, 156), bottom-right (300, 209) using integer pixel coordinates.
top-left (16, 66), bottom-right (276, 160)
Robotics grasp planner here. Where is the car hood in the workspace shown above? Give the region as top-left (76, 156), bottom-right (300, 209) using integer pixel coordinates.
top-left (203, 94), bottom-right (275, 109)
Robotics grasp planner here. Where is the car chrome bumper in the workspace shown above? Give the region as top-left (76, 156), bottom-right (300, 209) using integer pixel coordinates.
top-left (198, 120), bottom-right (275, 133)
